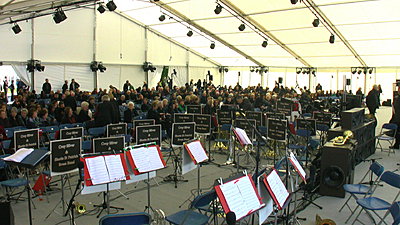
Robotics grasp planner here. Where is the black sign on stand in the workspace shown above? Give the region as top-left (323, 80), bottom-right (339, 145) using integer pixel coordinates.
top-left (136, 124), bottom-right (162, 146)
top-left (174, 113), bottom-right (194, 123)
top-left (14, 129), bottom-right (39, 150)
top-left (296, 118), bottom-right (317, 136)
top-left (313, 112), bottom-right (333, 127)
top-left (217, 109), bottom-right (232, 125)
top-left (50, 138), bottom-right (81, 176)
top-left (194, 114), bottom-right (211, 135)
top-left (186, 105), bottom-right (202, 114)
top-left (133, 119), bottom-right (155, 130)
top-left (60, 127), bottom-right (84, 140)
top-left (266, 112), bottom-right (285, 120)
top-left (245, 111), bottom-right (263, 127)
top-left (107, 123), bottom-right (127, 137)
top-left (172, 122), bottom-right (195, 147)
top-left (235, 119), bottom-right (257, 140)
top-left (267, 119), bottom-right (287, 141)
top-left (276, 99), bottom-right (292, 117)
top-left (93, 136), bottom-right (125, 153)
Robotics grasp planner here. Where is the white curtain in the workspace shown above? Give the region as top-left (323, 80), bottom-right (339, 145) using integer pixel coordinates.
top-left (65, 65), bottom-right (94, 92)
top-left (148, 66), bottom-right (163, 88)
top-left (170, 66), bottom-right (188, 87)
top-left (33, 65), bottom-right (64, 92)
top-left (12, 64), bottom-right (31, 88)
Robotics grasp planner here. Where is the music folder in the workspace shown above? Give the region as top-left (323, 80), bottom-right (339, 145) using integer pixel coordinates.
top-left (215, 174), bottom-right (265, 221)
top-left (126, 145), bottom-right (166, 175)
top-left (82, 153), bottom-right (130, 186)
top-left (232, 127), bottom-right (252, 146)
top-left (262, 169), bottom-right (290, 210)
top-left (288, 152), bottom-right (307, 183)
top-left (183, 140), bottom-right (208, 164)
top-left (3, 148), bottom-right (49, 169)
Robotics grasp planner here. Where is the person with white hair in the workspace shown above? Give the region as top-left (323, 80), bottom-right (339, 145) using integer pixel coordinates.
top-left (124, 101), bottom-right (139, 123)
top-left (77, 101), bottom-right (92, 123)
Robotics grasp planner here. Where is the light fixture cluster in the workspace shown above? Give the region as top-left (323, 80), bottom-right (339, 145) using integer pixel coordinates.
top-left (26, 60), bottom-right (45, 72)
top-left (90, 61), bottom-right (107, 72)
top-left (296, 67), bottom-right (316, 75)
top-left (250, 66), bottom-right (269, 73)
top-left (143, 62), bottom-right (156, 72)
top-left (351, 67), bottom-right (375, 75)
top-left (218, 66), bottom-right (228, 73)
top-left (98, 1), bottom-right (117, 13)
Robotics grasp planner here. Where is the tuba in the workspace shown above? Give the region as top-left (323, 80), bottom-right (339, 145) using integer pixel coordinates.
top-left (74, 202), bottom-right (86, 214)
top-left (316, 214), bottom-right (336, 225)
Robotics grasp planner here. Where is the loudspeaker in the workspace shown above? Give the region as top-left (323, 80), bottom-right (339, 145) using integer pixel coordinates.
top-left (341, 107), bottom-right (365, 130)
top-left (0, 201), bottom-right (14, 225)
top-left (278, 77), bottom-right (283, 84)
top-left (346, 79), bottom-right (351, 85)
top-left (319, 141), bottom-right (355, 198)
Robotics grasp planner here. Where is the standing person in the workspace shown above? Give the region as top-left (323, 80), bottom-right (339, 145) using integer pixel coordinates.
top-left (42, 78), bottom-right (52, 95)
top-left (9, 80), bottom-right (15, 101)
top-left (123, 80), bottom-right (132, 93)
top-left (377, 84), bottom-right (382, 105)
top-left (366, 85), bottom-right (380, 115)
top-left (356, 87), bottom-right (363, 96)
top-left (3, 77), bottom-right (8, 98)
top-left (62, 80), bottom-right (68, 93)
top-left (69, 79), bottom-right (80, 91)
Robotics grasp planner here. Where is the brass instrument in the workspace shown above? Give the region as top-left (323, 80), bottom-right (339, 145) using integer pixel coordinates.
top-left (74, 202), bottom-right (86, 214)
top-left (333, 130), bottom-right (353, 146)
top-left (316, 214), bottom-right (336, 225)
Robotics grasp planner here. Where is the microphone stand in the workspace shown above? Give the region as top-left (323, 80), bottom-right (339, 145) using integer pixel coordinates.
top-left (64, 165), bottom-right (83, 225)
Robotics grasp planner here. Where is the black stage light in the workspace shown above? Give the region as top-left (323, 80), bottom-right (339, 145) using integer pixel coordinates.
top-left (262, 40), bottom-right (268, 48)
top-left (296, 68), bottom-right (302, 74)
top-left (214, 4), bottom-right (222, 14)
top-left (312, 18), bottom-right (319, 27)
top-left (159, 14), bottom-right (166, 22)
top-left (27, 60), bottom-right (35, 72)
top-left (90, 61), bottom-right (98, 72)
top-left (210, 42), bottom-right (215, 49)
top-left (53, 9), bottom-right (67, 24)
top-left (224, 67), bottom-right (228, 72)
top-left (97, 5), bottom-right (106, 14)
top-left (219, 67), bottom-right (223, 73)
top-left (238, 24), bottom-right (245, 31)
top-left (106, 1), bottom-right (117, 11)
top-left (35, 62), bottom-right (45, 72)
top-left (351, 67), bottom-right (357, 74)
top-left (12, 23), bottom-right (21, 34)
top-left (98, 62), bottom-right (107, 72)
top-left (291, 0), bottom-right (298, 4)
top-left (329, 34), bottom-right (335, 44)
top-left (250, 67), bottom-right (255, 72)
top-left (187, 30), bottom-right (193, 37)
top-left (363, 68), bottom-right (368, 74)
top-left (357, 69), bottom-right (362, 75)
top-left (369, 68), bottom-right (373, 74)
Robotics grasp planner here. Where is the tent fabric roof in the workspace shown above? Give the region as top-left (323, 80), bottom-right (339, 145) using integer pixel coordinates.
top-left (1, 0), bottom-right (399, 68)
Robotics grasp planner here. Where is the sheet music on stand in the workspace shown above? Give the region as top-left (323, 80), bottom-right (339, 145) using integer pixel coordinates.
top-left (289, 152), bottom-right (307, 183)
top-left (215, 174), bottom-right (265, 221)
top-left (184, 140), bottom-right (208, 164)
top-left (127, 145), bottom-right (166, 174)
top-left (83, 153), bottom-right (130, 186)
top-left (232, 127), bottom-right (252, 146)
top-left (262, 169), bottom-right (290, 210)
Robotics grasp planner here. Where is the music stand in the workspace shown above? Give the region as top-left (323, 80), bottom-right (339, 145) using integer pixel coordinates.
top-left (183, 139), bottom-right (208, 195)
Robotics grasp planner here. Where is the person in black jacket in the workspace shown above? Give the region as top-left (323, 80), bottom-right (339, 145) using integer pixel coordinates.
top-left (77, 101), bottom-right (92, 123)
top-left (124, 102), bottom-right (138, 123)
top-left (123, 80), bottom-right (132, 93)
top-left (69, 79), bottom-right (80, 91)
top-left (147, 101), bottom-right (161, 125)
top-left (62, 80), bottom-right (68, 93)
top-left (94, 95), bottom-right (115, 127)
top-left (0, 110), bottom-right (10, 128)
top-left (141, 98), bottom-right (151, 112)
top-left (366, 85), bottom-right (380, 115)
top-left (64, 91), bottom-right (77, 112)
top-left (42, 79), bottom-right (52, 95)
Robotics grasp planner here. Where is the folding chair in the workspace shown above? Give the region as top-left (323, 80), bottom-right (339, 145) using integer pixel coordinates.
top-left (351, 171), bottom-right (400, 225)
top-left (376, 123), bottom-right (398, 155)
top-left (99, 212), bottom-right (151, 225)
top-left (378, 201), bottom-right (400, 225)
top-left (59, 124), bottom-right (74, 130)
top-left (340, 161), bottom-right (384, 221)
top-left (88, 127), bottom-right (106, 139)
top-left (214, 124), bottom-right (231, 151)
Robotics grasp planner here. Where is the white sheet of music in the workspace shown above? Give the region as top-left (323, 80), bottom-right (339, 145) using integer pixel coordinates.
top-left (236, 176), bottom-right (263, 213)
top-left (3, 148), bottom-right (34, 162)
top-left (235, 127), bottom-right (252, 145)
top-left (266, 170), bottom-right (289, 208)
top-left (130, 147), bottom-right (164, 173)
top-left (186, 141), bottom-right (208, 163)
top-left (219, 180), bottom-right (248, 220)
top-left (85, 156), bottom-right (110, 185)
top-left (289, 152), bottom-right (306, 182)
top-left (104, 155), bottom-right (126, 182)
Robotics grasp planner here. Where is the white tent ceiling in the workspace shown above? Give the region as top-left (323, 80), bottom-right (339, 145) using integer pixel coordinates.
top-left (1, 0), bottom-right (399, 68)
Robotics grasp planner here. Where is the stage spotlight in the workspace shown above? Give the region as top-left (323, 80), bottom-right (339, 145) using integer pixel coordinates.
top-left (238, 24), bottom-right (245, 31)
top-left (357, 69), bottom-right (362, 74)
top-left (214, 4), bottom-right (222, 14)
top-left (187, 30), bottom-right (193, 37)
top-left (224, 67), bottom-right (228, 73)
top-left (98, 62), bottom-right (107, 72)
top-left (311, 69), bottom-right (316, 76)
top-left (97, 5), bottom-right (106, 14)
top-left (90, 61), bottom-right (98, 72)
top-left (106, 1), bottom-right (117, 11)
top-left (250, 67), bottom-right (255, 72)
top-left (369, 68), bottom-right (373, 74)
top-left (210, 42), bottom-right (215, 49)
top-left (291, 0), bottom-right (298, 4)
top-left (351, 67), bottom-right (357, 74)
top-left (296, 68), bottom-right (302, 74)
top-left (363, 68), bottom-right (368, 74)
top-left (159, 14), bottom-right (166, 22)
top-left (312, 18), bottom-right (319, 27)
top-left (35, 62), bottom-right (45, 72)
top-left (12, 23), bottom-right (21, 34)
top-left (261, 40), bottom-right (268, 48)
top-left (53, 8), bottom-right (67, 24)
top-left (27, 60), bottom-right (35, 72)
top-left (264, 68), bottom-right (269, 73)
top-left (329, 34), bottom-right (335, 44)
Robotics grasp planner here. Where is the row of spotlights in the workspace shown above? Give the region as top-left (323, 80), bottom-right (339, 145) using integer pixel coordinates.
top-left (296, 67), bottom-right (317, 75)
top-left (351, 67), bottom-right (374, 74)
top-left (250, 66), bottom-right (269, 73)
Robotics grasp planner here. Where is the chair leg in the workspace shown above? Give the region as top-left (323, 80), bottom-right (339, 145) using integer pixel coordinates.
top-left (350, 207), bottom-right (364, 225)
top-left (339, 195), bottom-right (352, 212)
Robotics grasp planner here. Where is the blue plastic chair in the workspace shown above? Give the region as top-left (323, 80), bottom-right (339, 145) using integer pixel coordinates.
top-left (99, 212), bottom-right (151, 225)
top-left (351, 171), bottom-right (400, 225)
top-left (0, 155), bottom-right (29, 202)
top-left (379, 201), bottom-right (400, 225)
top-left (166, 210), bottom-right (209, 225)
top-left (214, 124), bottom-right (232, 150)
top-left (88, 127), bottom-right (106, 138)
top-left (376, 123), bottom-right (398, 155)
top-left (82, 140), bottom-right (92, 153)
top-left (340, 162), bottom-right (385, 221)
top-left (59, 124), bottom-right (74, 129)
top-left (2, 140), bottom-right (11, 154)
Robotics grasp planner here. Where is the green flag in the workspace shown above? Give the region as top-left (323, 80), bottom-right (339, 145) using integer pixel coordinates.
top-left (160, 66), bottom-right (169, 87)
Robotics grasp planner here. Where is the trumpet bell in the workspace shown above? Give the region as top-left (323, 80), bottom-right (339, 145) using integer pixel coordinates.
top-left (75, 202), bottom-right (86, 214)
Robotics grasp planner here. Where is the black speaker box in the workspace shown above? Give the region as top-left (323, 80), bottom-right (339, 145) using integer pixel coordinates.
top-left (341, 107), bottom-right (365, 130)
top-left (278, 77), bottom-right (283, 84)
top-left (0, 201), bottom-right (14, 225)
top-left (346, 78), bottom-right (351, 85)
top-left (319, 141), bottom-right (355, 198)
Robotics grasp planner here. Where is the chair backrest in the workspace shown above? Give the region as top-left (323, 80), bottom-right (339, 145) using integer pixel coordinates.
top-left (316, 124), bottom-right (329, 131)
top-left (221, 124), bottom-right (231, 131)
top-left (59, 124), bottom-right (74, 129)
top-left (89, 127), bottom-right (106, 136)
top-left (383, 123), bottom-right (398, 130)
top-left (370, 161), bottom-right (385, 177)
top-left (2, 140), bottom-right (11, 150)
top-left (43, 125), bottom-right (59, 133)
top-left (390, 202), bottom-right (400, 225)
top-left (0, 154), bottom-right (10, 169)
top-left (380, 171), bottom-right (400, 189)
top-left (99, 212), bottom-right (151, 225)
top-left (296, 129), bottom-right (311, 137)
top-left (190, 190), bottom-right (217, 210)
